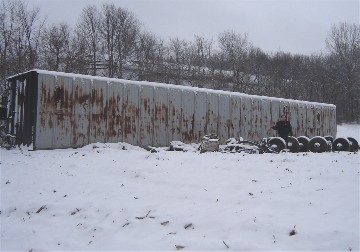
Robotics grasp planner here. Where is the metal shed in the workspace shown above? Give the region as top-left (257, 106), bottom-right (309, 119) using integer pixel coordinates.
top-left (6, 69), bottom-right (336, 150)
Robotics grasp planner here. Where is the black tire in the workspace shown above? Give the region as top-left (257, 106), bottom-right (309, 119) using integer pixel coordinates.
top-left (332, 138), bottom-right (350, 152)
top-left (309, 136), bottom-right (328, 153)
top-left (297, 136), bottom-right (310, 152)
top-left (268, 137), bottom-right (286, 152)
top-left (347, 137), bottom-right (359, 152)
top-left (287, 136), bottom-right (300, 153)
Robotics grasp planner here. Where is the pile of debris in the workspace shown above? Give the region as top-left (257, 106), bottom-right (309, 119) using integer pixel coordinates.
top-left (169, 141), bottom-right (200, 152)
top-left (219, 138), bottom-right (277, 154)
top-left (164, 134), bottom-right (359, 154)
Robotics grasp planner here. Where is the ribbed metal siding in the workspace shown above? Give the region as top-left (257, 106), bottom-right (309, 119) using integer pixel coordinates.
top-left (139, 85), bottom-right (153, 146)
top-left (7, 70), bottom-right (336, 150)
top-left (154, 87), bottom-right (169, 146)
top-left (297, 103), bottom-right (307, 136)
top-left (73, 77), bottom-right (91, 147)
top-left (230, 95), bottom-right (241, 139)
top-left (36, 73), bottom-right (55, 149)
top-left (169, 88), bottom-right (182, 143)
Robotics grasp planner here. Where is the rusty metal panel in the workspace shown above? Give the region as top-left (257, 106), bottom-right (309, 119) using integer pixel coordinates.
top-left (123, 83), bottom-right (139, 146)
top-left (230, 95), bottom-right (241, 139)
top-left (168, 88), bottom-right (182, 142)
top-left (194, 91), bottom-right (207, 140)
top-left (124, 83), bottom-right (140, 145)
top-left (73, 77), bottom-right (91, 147)
top-left (306, 104), bottom-right (316, 137)
top-left (241, 96), bottom-right (252, 140)
top-left (154, 87), bottom-right (169, 146)
top-left (251, 97), bottom-right (262, 140)
top-left (330, 106), bottom-right (337, 137)
top-left (139, 85), bottom-right (154, 147)
top-left (107, 81), bottom-right (124, 143)
top-left (324, 105), bottom-right (336, 137)
top-left (207, 93), bottom-right (219, 136)
top-left (35, 74), bottom-right (56, 149)
top-left (90, 79), bottom-right (107, 144)
top-left (218, 94), bottom-right (231, 143)
top-left (297, 103), bottom-right (307, 136)
top-left (52, 75), bottom-right (73, 149)
top-left (321, 106), bottom-right (331, 136)
top-left (322, 105), bottom-right (336, 137)
top-left (181, 89), bottom-right (195, 143)
top-left (261, 98), bottom-right (271, 139)
top-left (270, 99), bottom-right (281, 137)
top-left (289, 102), bottom-right (298, 137)
top-left (314, 105), bottom-right (323, 136)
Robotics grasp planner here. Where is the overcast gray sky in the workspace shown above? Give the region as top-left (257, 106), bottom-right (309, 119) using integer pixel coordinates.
top-left (27, 0), bottom-right (359, 55)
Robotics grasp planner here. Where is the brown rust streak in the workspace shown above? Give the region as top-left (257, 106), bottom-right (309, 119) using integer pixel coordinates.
top-left (162, 104), bottom-right (169, 126)
top-left (107, 94), bottom-right (122, 138)
top-left (72, 84), bottom-right (90, 146)
top-left (124, 102), bottom-right (138, 136)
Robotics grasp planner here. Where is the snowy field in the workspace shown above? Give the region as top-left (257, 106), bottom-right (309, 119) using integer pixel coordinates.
top-left (1, 124), bottom-right (359, 251)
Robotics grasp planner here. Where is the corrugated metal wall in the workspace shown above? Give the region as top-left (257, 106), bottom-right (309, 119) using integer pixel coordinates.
top-left (7, 70), bottom-right (336, 150)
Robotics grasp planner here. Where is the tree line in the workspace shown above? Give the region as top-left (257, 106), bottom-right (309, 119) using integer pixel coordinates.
top-left (0, 0), bottom-right (359, 122)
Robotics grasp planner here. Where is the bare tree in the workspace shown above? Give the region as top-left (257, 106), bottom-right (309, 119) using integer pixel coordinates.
top-left (113, 6), bottom-right (140, 78)
top-left (76, 5), bottom-right (101, 76)
top-left (134, 31), bottom-right (165, 81)
top-left (218, 30), bottom-right (252, 92)
top-left (12, 0), bottom-right (43, 70)
top-left (0, 0), bottom-right (44, 96)
top-left (326, 22), bottom-right (360, 122)
top-left (247, 47), bottom-right (270, 95)
top-left (40, 23), bottom-right (71, 71)
top-left (304, 54), bottom-right (330, 102)
top-left (167, 37), bottom-right (189, 84)
top-left (65, 32), bottom-right (89, 74)
top-left (100, 3), bottom-right (118, 78)
top-left (0, 0), bottom-right (14, 94)
top-left (188, 35), bottom-right (213, 87)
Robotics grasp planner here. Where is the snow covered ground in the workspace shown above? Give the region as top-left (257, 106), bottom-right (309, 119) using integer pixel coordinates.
top-left (1, 124), bottom-right (359, 251)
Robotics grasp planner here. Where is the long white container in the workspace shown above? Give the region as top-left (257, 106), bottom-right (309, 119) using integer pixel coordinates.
top-left (6, 69), bottom-right (336, 150)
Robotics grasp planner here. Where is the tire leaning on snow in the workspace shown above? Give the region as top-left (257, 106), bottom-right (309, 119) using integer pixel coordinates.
top-left (308, 136), bottom-right (328, 153)
top-left (332, 137), bottom-right (351, 152)
top-left (347, 137), bottom-right (359, 152)
top-left (287, 136), bottom-right (300, 153)
top-left (297, 136), bottom-right (310, 152)
top-left (267, 137), bottom-right (286, 152)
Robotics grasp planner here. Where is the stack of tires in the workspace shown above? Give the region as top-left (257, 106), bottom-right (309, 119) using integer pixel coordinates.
top-left (267, 136), bottom-right (359, 153)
